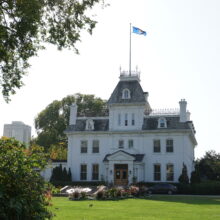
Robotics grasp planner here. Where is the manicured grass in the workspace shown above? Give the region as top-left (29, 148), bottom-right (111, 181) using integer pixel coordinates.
top-left (49, 195), bottom-right (220, 220)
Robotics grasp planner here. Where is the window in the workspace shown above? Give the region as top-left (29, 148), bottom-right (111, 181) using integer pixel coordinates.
top-left (86, 119), bottom-right (94, 130)
top-left (125, 113), bottom-right (128, 126)
top-left (166, 164), bottom-right (174, 181)
top-left (119, 140), bottom-right (124, 148)
top-left (92, 140), bottom-right (99, 153)
top-left (122, 88), bottom-right (131, 99)
top-left (154, 164), bottom-right (161, 181)
top-left (92, 164), bottom-right (99, 180)
top-left (80, 164), bottom-right (87, 180)
top-left (132, 113), bottom-right (135, 125)
top-left (153, 140), bottom-right (161, 153)
top-left (158, 117), bottom-right (167, 128)
top-left (80, 140), bottom-right (87, 153)
top-left (166, 139), bottom-right (173, 152)
top-left (118, 113), bottom-right (121, 126)
top-left (128, 139), bottom-right (133, 149)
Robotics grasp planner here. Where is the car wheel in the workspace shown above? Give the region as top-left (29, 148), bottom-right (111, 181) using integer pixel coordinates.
top-left (168, 190), bottom-right (172, 195)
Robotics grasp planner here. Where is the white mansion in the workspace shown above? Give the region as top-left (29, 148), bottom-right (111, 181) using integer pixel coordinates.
top-left (64, 72), bottom-right (197, 185)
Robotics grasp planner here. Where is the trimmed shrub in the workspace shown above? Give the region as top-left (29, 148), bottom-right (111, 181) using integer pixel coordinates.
top-left (178, 163), bottom-right (189, 184)
top-left (191, 181), bottom-right (220, 195)
top-left (50, 164), bottom-right (72, 183)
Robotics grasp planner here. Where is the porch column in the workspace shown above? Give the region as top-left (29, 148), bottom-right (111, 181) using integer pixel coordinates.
top-left (128, 162), bottom-right (134, 185)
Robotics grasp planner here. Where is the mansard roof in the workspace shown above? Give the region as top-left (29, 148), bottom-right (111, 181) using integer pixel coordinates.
top-left (65, 119), bottom-right (109, 132)
top-left (142, 117), bottom-right (193, 131)
top-left (65, 116), bottom-right (195, 133)
top-left (103, 150), bottom-right (145, 162)
top-left (108, 80), bottom-right (146, 105)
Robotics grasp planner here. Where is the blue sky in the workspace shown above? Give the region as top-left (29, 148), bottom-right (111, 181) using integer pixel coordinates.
top-left (1, 0), bottom-right (220, 158)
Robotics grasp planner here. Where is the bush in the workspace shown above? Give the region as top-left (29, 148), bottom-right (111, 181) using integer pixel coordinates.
top-left (0, 137), bottom-right (52, 219)
top-left (177, 183), bottom-right (192, 194)
top-left (191, 181), bottom-right (220, 195)
top-left (81, 191), bottom-right (87, 199)
top-left (71, 190), bottom-right (80, 199)
top-left (96, 190), bottom-right (106, 200)
top-left (177, 181), bottom-right (220, 195)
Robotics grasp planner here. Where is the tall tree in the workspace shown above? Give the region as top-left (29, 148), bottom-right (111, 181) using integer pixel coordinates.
top-left (197, 150), bottom-right (220, 181)
top-left (49, 143), bottom-right (67, 160)
top-left (34, 93), bottom-right (107, 150)
top-left (0, 0), bottom-right (105, 101)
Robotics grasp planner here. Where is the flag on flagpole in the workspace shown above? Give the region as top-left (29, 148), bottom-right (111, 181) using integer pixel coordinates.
top-left (132, 26), bottom-right (147, 36)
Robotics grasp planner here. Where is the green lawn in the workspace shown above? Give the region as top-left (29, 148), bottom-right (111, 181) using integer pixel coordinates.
top-left (49, 196), bottom-right (220, 220)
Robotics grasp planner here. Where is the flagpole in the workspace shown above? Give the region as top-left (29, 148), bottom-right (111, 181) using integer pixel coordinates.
top-left (129, 23), bottom-right (131, 76)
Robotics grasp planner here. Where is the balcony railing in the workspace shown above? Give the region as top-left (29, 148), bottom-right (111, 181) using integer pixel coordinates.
top-left (145, 108), bottom-right (180, 116)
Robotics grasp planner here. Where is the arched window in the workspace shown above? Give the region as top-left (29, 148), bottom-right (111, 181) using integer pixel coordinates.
top-left (158, 117), bottom-right (167, 128)
top-left (122, 89), bottom-right (131, 99)
top-left (86, 119), bottom-right (94, 130)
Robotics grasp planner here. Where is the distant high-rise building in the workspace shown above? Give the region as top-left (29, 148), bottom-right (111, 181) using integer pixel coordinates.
top-left (3, 121), bottom-right (31, 144)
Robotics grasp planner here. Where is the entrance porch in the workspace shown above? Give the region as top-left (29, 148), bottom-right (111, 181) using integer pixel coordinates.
top-left (103, 150), bottom-right (145, 185)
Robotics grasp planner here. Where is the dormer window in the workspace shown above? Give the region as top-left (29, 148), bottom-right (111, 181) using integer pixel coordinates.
top-left (86, 119), bottom-right (94, 130)
top-left (122, 89), bottom-right (131, 99)
top-left (158, 117), bottom-right (167, 128)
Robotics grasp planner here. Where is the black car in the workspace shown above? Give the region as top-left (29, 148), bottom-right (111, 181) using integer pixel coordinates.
top-left (147, 183), bottom-right (177, 195)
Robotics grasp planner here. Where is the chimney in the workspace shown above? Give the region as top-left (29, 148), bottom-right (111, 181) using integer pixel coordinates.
top-left (69, 103), bottom-right (78, 125)
top-left (143, 92), bottom-right (149, 102)
top-left (186, 111), bottom-right (191, 121)
top-left (179, 99), bottom-right (187, 122)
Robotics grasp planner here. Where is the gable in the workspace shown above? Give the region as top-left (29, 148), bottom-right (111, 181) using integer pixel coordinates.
top-left (107, 151), bottom-right (135, 161)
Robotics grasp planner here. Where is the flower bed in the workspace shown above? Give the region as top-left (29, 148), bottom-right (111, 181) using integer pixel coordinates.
top-left (67, 185), bottom-right (149, 201)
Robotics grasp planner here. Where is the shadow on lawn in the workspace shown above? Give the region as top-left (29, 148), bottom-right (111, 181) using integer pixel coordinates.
top-left (142, 195), bottom-right (220, 205)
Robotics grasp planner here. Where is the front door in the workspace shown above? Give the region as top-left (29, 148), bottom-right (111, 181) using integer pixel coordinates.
top-left (114, 164), bottom-right (128, 185)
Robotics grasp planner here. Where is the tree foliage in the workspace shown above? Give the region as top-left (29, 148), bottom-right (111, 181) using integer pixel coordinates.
top-left (0, 137), bottom-right (52, 219)
top-left (0, 0), bottom-right (105, 101)
top-left (190, 164), bottom-right (201, 184)
top-left (34, 93), bottom-right (107, 149)
top-left (197, 150), bottom-right (220, 181)
top-left (49, 143), bottom-right (67, 160)
top-left (178, 163), bottom-right (189, 184)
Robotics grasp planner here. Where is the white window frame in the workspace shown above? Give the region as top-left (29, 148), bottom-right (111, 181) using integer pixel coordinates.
top-left (153, 140), bottom-right (161, 153)
top-left (128, 139), bottom-right (134, 149)
top-left (92, 140), bottom-right (99, 153)
top-left (80, 164), bottom-right (87, 180)
top-left (154, 164), bottom-right (161, 181)
top-left (92, 164), bottom-right (99, 180)
top-left (118, 113), bottom-right (121, 126)
top-left (125, 113), bottom-right (128, 126)
top-left (166, 164), bottom-right (174, 181)
top-left (118, 140), bottom-right (124, 149)
top-left (122, 88), bottom-right (131, 99)
top-left (80, 140), bottom-right (88, 153)
top-left (166, 139), bottom-right (174, 153)
top-left (131, 113), bottom-right (135, 126)
top-left (158, 117), bottom-right (167, 128)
